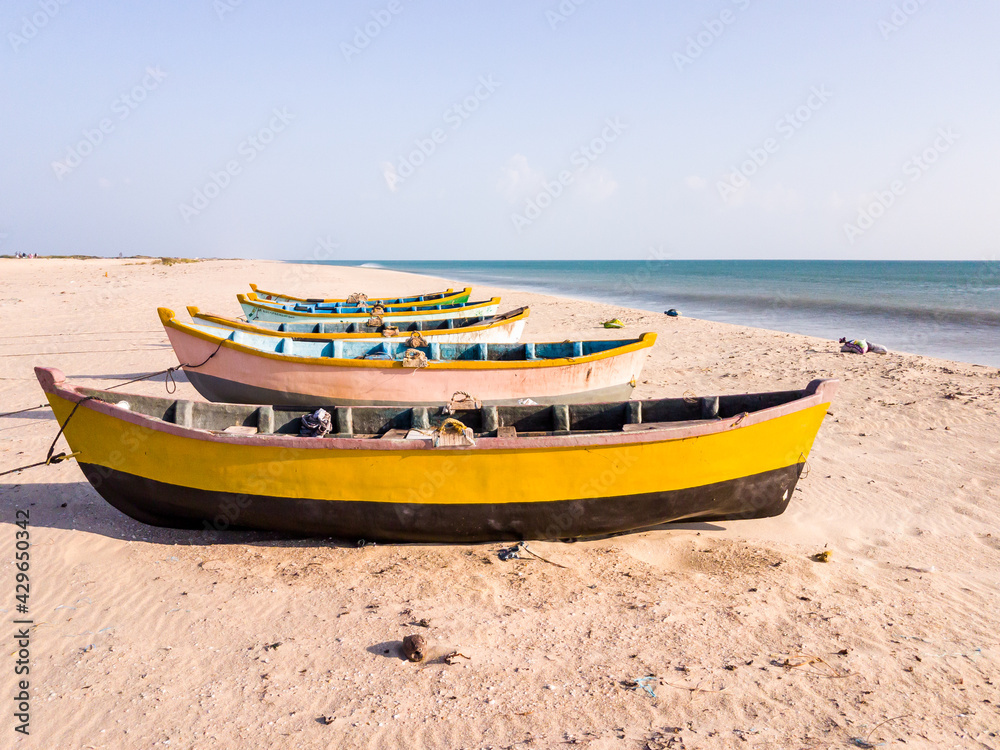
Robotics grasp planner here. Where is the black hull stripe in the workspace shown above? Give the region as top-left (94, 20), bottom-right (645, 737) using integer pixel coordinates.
top-left (79, 463), bottom-right (802, 543)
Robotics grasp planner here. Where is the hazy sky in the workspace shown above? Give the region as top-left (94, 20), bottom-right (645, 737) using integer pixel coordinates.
top-left (2, 1), bottom-right (998, 260)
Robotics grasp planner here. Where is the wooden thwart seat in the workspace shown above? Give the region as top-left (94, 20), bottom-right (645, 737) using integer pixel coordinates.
top-left (379, 429), bottom-right (410, 440)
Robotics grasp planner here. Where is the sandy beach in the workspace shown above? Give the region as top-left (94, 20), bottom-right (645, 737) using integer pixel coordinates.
top-left (1, 258), bottom-right (998, 749)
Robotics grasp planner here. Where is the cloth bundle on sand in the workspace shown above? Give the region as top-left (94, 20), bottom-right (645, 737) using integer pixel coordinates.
top-left (839, 337), bottom-right (888, 355)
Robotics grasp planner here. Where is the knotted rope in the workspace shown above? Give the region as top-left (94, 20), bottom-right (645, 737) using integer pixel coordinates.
top-left (104, 338), bottom-right (227, 394)
top-left (441, 391), bottom-right (481, 416)
top-left (402, 348), bottom-right (429, 368)
top-left (437, 418), bottom-right (468, 435)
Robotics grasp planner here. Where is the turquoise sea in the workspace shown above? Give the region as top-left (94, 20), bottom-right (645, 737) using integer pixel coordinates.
top-left (294, 261), bottom-right (1000, 368)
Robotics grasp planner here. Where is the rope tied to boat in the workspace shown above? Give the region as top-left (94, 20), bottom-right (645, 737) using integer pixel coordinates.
top-left (346, 292), bottom-right (368, 305)
top-left (0, 340), bottom-right (230, 476)
top-left (433, 417), bottom-right (476, 448)
top-left (406, 331), bottom-right (428, 348)
top-left (402, 348), bottom-right (429, 368)
top-left (380, 325), bottom-right (399, 337)
top-left (105, 338), bottom-right (228, 394)
top-left (443, 391), bottom-right (481, 414)
top-left (0, 396), bottom-right (94, 477)
top-left (437, 418), bottom-right (468, 435)
top-left (367, 315), bottom-right (383, 328)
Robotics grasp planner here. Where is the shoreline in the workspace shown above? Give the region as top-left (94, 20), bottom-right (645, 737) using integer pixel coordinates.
top-left (294, 259), bottom-right (1000, 368)
top-left (1, 258), bottom-right (998, 748)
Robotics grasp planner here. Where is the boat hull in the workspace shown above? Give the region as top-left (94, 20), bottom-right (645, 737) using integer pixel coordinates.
top-left (249, 284), bottom-right (472, 307)
top-left (78, 461), bottom-right (802, 542)
top-left (183, 369), bottom-right (635, 406)
top-left (36, 368), bottom-right (834, 542)
top-left (241, 295), bottom-right (501, 324)
top-left (162, 311), bottom-right (653, 406)
top-left (191, 307), bottom-right (529, 344)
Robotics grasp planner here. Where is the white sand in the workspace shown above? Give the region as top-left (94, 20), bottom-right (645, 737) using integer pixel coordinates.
top-left (1, 258), bottom-right (998, 749)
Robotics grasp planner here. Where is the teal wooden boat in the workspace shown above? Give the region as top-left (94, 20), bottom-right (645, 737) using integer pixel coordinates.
top-left (238, 293), bottom-right (502, 324)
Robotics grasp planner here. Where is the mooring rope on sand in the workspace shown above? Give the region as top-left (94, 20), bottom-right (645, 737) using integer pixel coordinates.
top-left (0, 404), bottom-right (48, 418)
top-left (0, 339), bottom-right (228, 476)
top-left (0, 397), bottom-right (93, 477)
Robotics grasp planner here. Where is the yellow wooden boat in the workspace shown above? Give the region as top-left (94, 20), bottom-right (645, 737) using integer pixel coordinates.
top-left (248, 283), bottom-right (473, 307)
top-left (35, 367), bottom-right (836, 542)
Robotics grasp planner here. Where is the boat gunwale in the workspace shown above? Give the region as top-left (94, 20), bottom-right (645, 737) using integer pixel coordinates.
top-left (35, 366), bottom-right (838, 454)
top-left (241, 293), bottom-right (501, 320)
top-left (248, 283), bottom-right (470, 306)
top-left (161, 308), bottom-right (657, 370)
top-left (187, 305), bottom-right (531, 340)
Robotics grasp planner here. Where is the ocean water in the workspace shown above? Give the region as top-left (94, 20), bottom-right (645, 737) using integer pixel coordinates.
top-left (293, 260), bottom-right (1000, 367)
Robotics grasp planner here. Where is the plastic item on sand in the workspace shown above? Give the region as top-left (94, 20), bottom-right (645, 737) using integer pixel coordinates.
top-left (602, 318), bottom-right (624, 329)
top-left (839, 337), bottom-right (888, 355)
top-left (665, 309), bottom-right (681, 317)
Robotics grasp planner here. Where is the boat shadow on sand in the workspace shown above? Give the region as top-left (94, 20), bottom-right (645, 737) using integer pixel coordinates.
top-left (4, 481), bottom-right (357, 548)
top-left (6, 481), bottom-right (723, 547)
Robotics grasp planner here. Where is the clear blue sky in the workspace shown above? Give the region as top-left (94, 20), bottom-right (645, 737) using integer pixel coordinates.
top-left (2, 1), bottom-right (998, 260)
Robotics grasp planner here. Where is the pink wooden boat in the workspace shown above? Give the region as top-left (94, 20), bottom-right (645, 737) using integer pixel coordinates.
top-left (159, 308), bottom-right (656, 406)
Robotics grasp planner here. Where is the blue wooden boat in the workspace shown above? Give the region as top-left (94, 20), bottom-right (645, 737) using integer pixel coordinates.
top-left (187, 306), bottom-right (530, 343)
